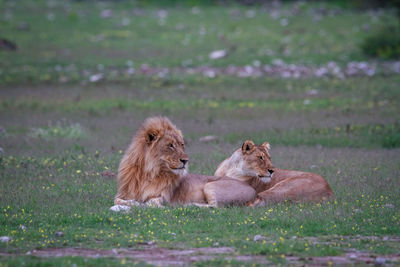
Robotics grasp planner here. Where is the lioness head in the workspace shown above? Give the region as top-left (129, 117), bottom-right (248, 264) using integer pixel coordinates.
top-left (240, 140), bottom-right (274, 182)
top-left (215, 140), bottom-right (275, 183)
top-left (143, 118), bottom-right (189, 177)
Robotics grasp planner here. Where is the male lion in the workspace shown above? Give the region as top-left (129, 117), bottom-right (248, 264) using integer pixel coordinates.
top-left (215, 140), bottom-right (334, 206)
top-left (114, 117), bottom-right (256, 208)
top-left (114, 116), bottom-right (189, 206)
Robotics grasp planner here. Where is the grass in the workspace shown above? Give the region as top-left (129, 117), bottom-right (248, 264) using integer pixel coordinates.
top-left (28, 121), bottom-right (86, 139)
top-left (0, 0), bottom-right (397, 85)
top-left (1, 0), bottom-right (400, 266)
top-left (0, 256), bottom-right (151, 267)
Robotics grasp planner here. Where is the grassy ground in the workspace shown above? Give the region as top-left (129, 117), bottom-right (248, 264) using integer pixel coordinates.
top-left (1, 0), bottom-right (398, 85)
top-left (1, 0), bottom-right (400, 266)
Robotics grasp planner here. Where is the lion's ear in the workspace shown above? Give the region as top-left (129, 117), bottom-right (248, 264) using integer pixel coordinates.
top-left (145, 129), bottom-right (160, 144)
top-left (262, 142), bottom-right (271, 150)
top-left (242, 140), bottom-right (255, 154)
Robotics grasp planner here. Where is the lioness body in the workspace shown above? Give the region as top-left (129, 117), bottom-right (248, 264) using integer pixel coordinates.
top-left (171, 174), bottom-right (256, 206)
top-left (254, 171), bottom-right (333, 204)
top-left (215, 141), bottom-right (334, 205)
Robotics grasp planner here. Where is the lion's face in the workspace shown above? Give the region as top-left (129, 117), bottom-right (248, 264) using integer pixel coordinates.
top-left (146, 128), bottom-right (189, 177)
top-left (241, 140), bottom-right (275, 182)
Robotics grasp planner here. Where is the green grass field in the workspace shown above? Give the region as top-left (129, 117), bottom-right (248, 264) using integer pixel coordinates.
top-left (1, 0), bottom-right (399, 266)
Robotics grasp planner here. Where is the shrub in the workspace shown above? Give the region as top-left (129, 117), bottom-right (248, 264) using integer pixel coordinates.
top-left (361, 25), bottom-right (400, 59)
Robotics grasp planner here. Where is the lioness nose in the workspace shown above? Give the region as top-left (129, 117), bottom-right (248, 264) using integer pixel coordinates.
top-left (180, 159), bottom-right (188, 166)
top-left (268, 169), bottom-right (274, 175)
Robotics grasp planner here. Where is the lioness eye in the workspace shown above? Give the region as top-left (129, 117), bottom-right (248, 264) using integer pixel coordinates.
top-left (259, 156), bottom-right (263, 160)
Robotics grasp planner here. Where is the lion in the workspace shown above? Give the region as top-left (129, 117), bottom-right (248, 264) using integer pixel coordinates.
top-left (114, 117), bottom-right (256, 208)
top-left (215, 140), bottom-right (334, 206)
top-left (114, 116), bottom-right (189, 206)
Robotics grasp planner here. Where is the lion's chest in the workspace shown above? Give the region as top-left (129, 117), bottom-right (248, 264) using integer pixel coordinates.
top-left (140, 176), bottom-right (179, 202)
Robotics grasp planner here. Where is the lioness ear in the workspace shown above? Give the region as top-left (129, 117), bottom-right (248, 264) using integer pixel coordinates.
top-left (145, 129), bottom-right (159, 144)
top-left (242, 140), bottom-right (255, 154)
top-left (262, 142), bottom-right (271, 150)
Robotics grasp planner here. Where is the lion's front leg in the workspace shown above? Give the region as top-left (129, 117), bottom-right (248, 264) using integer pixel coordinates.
top-left (247, 196), bottom-right (266, 207)
top-left (184, 202), bottom-right (217, 208)
top-left (114, 197), bottom-right (147, 207)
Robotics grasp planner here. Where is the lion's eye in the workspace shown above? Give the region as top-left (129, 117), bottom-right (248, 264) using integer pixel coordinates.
top-left (169, 143), bottom-right (174, 148)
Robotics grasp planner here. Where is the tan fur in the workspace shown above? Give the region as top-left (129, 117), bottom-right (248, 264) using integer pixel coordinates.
top-left (114, 117), bottom-right (188, 205)
top-left (170, 174), bottom-right (256, 207)
top-left (215, 140), bottom-right (275, 192)
top-left (114, 117), bottom-right (255, 207)
top-left (215, 140), bottom-right (334, 206)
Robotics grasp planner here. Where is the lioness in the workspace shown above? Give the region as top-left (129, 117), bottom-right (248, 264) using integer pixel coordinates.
top-left (215, 140), bottom-right (334, 205)
top-left (114, 117), bottom-right (256, 208)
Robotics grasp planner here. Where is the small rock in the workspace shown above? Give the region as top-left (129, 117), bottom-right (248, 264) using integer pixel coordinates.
top-left (382, 236), bottom-right (389, 241)
top-left (203, 70), bottom-right (216, 78)
top-left (55, 231), bottom-right (64, 237)
top-left (112, 248), bottom-right (118, 255)
top-left (199, 135), bottom-right (218, 143)
top-left (253, 235), bottom-right (265, 242)
top-left (59, 76), bottom-right (68, 83)
top-left (89, 73), bottom-right (104, 82)
top-left (375, 257), bottom-right (386, 264)
top-left (306, 89), bottom-right (319, 96)
top-left (147, 240), bottom-right (156, 245)
top-left (291, 236), bottom-right (297, 239)
top-left (26, 251), bottom-right (32, 255)
top-left (209, 50), bottom-right (227, 60)
top-left (17, 22), bottom-right (30, 31)
top-left (101, 9), bottom-right (112, 18)
top-left (213, 242), bottom-right (219, 246)
top-left (0, 236), bottom-right (11, 242)
top-left (20, 225), bottom-right (26, 230)
top-left (383, 203), bottom-right (394, 209)
top-left (0, 126), bottom-right (6, 135)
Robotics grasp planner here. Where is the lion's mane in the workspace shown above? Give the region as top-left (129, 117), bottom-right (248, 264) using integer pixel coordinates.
top-left (115, 116), bottom-right (184, 202)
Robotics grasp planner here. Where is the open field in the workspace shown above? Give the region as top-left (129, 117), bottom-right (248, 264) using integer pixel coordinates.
top-left (1, 0), bottom-right (400, 266)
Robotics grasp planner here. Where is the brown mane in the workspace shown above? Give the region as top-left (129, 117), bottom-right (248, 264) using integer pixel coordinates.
top-left (115, 117), bottom-right (186, 203)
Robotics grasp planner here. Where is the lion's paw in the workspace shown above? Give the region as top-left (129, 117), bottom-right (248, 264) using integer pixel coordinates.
top-left (110, 205), bottom-right (131, 212)
top-left (146, 197), bottom-right (164, 207)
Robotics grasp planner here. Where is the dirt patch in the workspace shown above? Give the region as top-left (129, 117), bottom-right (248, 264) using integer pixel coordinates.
top-left (0, 246), bottom-right (269, 266)
top-left (286, 252), bottom-right (400, 266)
top-left (1, 246), bottom-right (400, 266)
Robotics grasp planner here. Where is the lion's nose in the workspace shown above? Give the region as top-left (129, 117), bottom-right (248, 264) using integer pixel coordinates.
top-left (180, 159), bottom-right (188, 166)
top-left (268, 169), bottom-right (274, 175)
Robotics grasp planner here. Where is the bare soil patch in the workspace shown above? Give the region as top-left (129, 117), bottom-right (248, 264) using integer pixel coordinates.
top-left (1, 245), bottom-right (400, 266)
top-left (0, 246), bottom-right (268, 266)
top-left (286, 252), bottom-right (400, 266)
